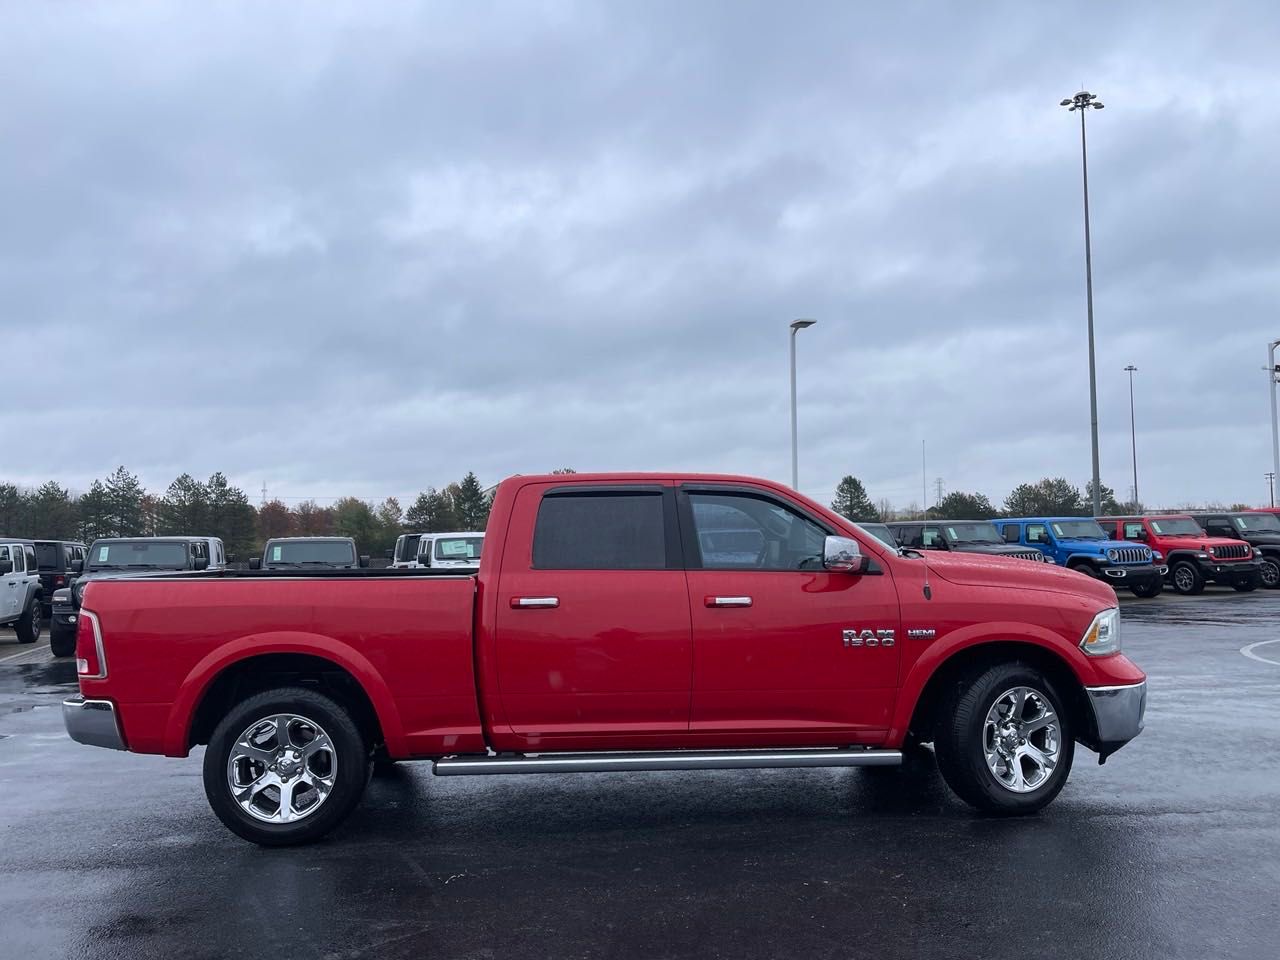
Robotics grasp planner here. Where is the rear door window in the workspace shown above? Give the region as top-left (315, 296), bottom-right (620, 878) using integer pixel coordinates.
top-left (1123, 522), bottom-right (1146, 540)
top-left (533, 493), bottom-right (667, 569)
top-left (1001, 524), bottom-right (1021, 543)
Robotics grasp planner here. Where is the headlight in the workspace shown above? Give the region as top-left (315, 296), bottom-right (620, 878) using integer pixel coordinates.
top-left (1080, 607), bottom-right (1121, 657)
top-left (1107, 548), bottom-right (1119, 561)
top-left (1195, 552), bottom-right (1209, 559)
top-left (1207, 546), bottom-right (1216, 556)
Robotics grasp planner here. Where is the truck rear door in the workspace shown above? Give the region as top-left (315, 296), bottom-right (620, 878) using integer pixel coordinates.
top-left (679, 486), bottom-right (901, 743)
top-left (492, 482), bottom-right (691, 747)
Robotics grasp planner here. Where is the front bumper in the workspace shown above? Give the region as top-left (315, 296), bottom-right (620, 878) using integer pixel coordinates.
top-left (1194, 558), bottom-right (1262, 586)
top-left (1100, 562), bottom-right (1167, 583)
top-left (52, 605), bottom-right (78, 632)
top-left (63, 696), bottom-right (127, 751)
top-left (1085, 680), bottom-right (1146, 762)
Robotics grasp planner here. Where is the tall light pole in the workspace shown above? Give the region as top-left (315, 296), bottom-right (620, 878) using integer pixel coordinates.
top-left (1061, 90), bottom-right (1105, 516)
top-left (1124, 365), bottom-right (1139, 510)
top-left (789, 318), bottom-right (816, 490)
top-left (1269, 339), bottom-right (1280, 494)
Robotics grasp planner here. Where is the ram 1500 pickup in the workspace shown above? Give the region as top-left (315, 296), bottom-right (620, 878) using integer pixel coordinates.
top-left (63, 474), bottom-right (1147, 846)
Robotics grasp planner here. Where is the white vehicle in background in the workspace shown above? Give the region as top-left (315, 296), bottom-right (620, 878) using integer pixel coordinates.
top-left (389, 533), bottom-right (425, 569)
top-left (416, 531), bottom-right (485, 570)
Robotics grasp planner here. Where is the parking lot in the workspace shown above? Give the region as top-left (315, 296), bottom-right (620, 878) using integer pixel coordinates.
top-left (1, 589), bottom-right (1276, 960)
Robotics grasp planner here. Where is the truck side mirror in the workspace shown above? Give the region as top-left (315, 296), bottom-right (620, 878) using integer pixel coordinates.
top-left (71, 559), bottom-right (83, 574)
top-left (358, 555), bottom-right (370, 568)
top-left (193, 556), bottom-right (210, 571)
top-left (823, 536), bottom-right (869, 574)
top-left (248, 558), bottom-right (262, 570)
top-left (0, 559), bottom-right (11, 575)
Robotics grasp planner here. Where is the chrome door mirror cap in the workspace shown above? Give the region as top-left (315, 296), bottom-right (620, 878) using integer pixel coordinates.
top-left (823, 535), bottom-right (869, 573)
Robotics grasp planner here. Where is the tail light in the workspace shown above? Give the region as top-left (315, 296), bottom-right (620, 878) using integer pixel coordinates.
top-left (53, 574), bottom-right (66, 588)
top-left (75, 610), bottom-right (107, 679)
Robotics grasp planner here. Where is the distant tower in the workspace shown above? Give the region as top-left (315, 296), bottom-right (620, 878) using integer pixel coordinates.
top-left (261, 482), bottom-right (267, 507)
top-left (934, 477), bottom-right (944, 504)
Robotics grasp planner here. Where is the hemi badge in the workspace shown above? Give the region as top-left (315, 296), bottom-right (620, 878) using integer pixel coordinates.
top-left (907, 628), bottom-right (936, 640)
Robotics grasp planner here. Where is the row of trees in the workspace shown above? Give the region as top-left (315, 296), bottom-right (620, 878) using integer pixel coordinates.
top-left (830, 475), bottom-right (1254, 523)
top-left (0, 468), bottom-right (501, 560)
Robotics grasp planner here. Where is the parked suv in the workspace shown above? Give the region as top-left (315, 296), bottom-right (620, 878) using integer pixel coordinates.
top-left (855, 522), bottom-right (900, 549)
top-left (389, 533), bottom-right (424, 569)
top-left (997, 518), bottom-right (1167, 598)
top-left (1097, 516), bottom-right (1262, 594)
top-left (1188, 513), bottom-right (1280, 589)
top-left (250, 537), bottom-right (369, 570)
top-left (414, 531), bottom-right (485, 570)
top-left (49, 536), bottom-right (221, 657)
top-left (889, 520), bottom-right (1051, 564)
top-left (34, 540), bottom-right (87, 618)
top-left (0, 538), bottom-right (43, 644)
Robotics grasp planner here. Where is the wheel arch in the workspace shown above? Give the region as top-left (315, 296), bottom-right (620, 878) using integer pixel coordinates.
top-left (166, 635), bottom-right (405, 758)
top-left (897, 640), bottom-right (1097, 751)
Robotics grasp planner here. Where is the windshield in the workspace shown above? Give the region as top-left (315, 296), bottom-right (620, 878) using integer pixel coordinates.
top-left (34, 542), bottom-right (62, 569)
top-left (266, 540), bottom-right (356, 565)
top-left (1233, 513), bottom-right (1280, 532)
top-left (435, 537), bottom-right (483, 561)
top-left (89, 541), bottom-right (190, 570)
top-left (1150, 518), bottom-right (1205, 537)
top-left (394, 535), bottom-right (421, 562)
top-left (943, 522), bottom-right (1002, 544)
top-left (1050, 520), bottom-right (1107, 540)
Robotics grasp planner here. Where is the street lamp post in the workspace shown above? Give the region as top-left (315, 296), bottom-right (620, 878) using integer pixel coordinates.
top-left (789, 319), bottom-right (817, 490)
top-left (1124, 365), bottom-right (1139, 510)
top-left (1061, 90), bottom-right (1105, 516)
top-left (1269, 340), bottom-right (1280, 493)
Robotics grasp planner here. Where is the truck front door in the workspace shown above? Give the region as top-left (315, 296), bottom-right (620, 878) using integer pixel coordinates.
top-left (1, 547), bottom-right (18, 619)
top-left (492, 483), bottom-right (692, 747)
top-left (680, 487), bottom-right (901, 744)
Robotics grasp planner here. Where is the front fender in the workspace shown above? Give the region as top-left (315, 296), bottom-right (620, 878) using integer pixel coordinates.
top-left (162, 631), bottom-right (407, 758)
top-left (886, 620), bottom-right (1088, 746)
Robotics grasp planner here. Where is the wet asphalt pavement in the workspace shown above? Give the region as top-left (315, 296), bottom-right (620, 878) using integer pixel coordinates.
top-left (1, 591), bottom-right (1278, 960)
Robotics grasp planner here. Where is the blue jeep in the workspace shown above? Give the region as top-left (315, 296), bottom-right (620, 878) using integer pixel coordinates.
top-left (995, 517), bottom-right (1168, 597)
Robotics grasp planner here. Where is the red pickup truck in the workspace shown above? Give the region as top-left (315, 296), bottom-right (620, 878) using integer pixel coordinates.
top-left (64, 473), bottom-right (1146, 846)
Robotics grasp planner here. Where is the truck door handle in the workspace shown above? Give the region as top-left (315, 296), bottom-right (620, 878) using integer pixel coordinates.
top-left (705, 596), bottom-right (752, 608)
top-left (511, 596), bottom-right (559, 609)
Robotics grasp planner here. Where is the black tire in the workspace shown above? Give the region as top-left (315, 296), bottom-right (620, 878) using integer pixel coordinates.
top-left (934, 661), bottom-right (1074, 815)
top-left (1233, 580), bottom-right (1258, 593)
top-left (15, 598), bottom-right (40, 644)
top-left (1170, 560), bottom-right (1205, 595)
top-left (203, 687), bottom-right (369, 847)
top-left (1261, 558), bottom-right (1280, 590)
top-left (49, 627), bottom-right (77, 658)
top-left (1129, 579), bottom-right (1163, 598)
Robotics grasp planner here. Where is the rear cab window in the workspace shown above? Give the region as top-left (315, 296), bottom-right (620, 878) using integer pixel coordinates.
top-left (532, 491), bottom-right (670, 569)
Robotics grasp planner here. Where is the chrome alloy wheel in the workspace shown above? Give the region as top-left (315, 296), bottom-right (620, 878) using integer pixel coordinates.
top-left (227, 714), bottom-right (337, 823)
top-left (1262, 559), bottom-right (1280, 588)
top-left (982, 686), bottom-right (1061, 793)
top-left (1173, 565), bottom-right (1196, 592)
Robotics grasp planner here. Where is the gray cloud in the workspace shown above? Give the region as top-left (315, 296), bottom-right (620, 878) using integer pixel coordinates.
top-left (3, 0), bottom-right (1279, 511)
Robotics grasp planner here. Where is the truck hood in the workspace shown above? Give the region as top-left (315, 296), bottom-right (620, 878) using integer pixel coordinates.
top-left (920, 550), bottom-right (1115, 602)
top-left (954, 543), bottom-right (1043, 558)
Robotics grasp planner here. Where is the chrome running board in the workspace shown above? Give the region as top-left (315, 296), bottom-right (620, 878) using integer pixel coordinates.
top-left (433, 748), bottom-right (902, 776)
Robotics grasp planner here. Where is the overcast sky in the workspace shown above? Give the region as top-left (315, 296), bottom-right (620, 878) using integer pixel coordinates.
top-left (3, 1), bottom-right (1278, 511)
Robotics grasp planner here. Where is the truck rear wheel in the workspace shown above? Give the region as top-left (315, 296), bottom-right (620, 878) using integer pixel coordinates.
top-left (15, 599), bottom-right (41, 644)
top-left (203, 687), bottom-right (369, 847)
top-left (934, 661), bottom-right (1074, 815)
top-left (1170, 560), bottom-right (1205, 595)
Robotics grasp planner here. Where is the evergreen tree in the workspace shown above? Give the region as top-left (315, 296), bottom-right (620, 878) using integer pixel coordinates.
top-left (831, 476), bottom-right (879, 522)
top-left (25, 482), bottom-right (79, 539)
top-left (0, 483), bottom-right (28, 535)
top-left (406, 487), bottom-right (458, 532)
top-left (205, 473), bottom-right (257, 558)
top-left (103, 466), bottom-right (146, 536)
top-left (928, 491), bottom-right (997, 520)
top-left (453, 472), bottom-right (491, 530)
top-left (78, 480), bottom-right (113, 542)
top-left (1003, 478), bottom-right (1086, 517)
top-left (158, 474), bottom-right (209, 535)
top-left (374, 497), bottom-right (404, 557)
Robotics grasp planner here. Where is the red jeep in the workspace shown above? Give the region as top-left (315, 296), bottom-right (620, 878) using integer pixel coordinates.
top-left (64, 473), bottom-right (1147, 845)
top-left (1098, 515), bottom-right (1263, 594)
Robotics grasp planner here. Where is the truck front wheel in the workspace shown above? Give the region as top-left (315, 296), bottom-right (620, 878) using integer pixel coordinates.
top-left (203, 687), bottom-right (369, 846)
top-left (934, 662), bottom-right (1074, 815)
top-left (15, 598), bottom-right (41, 644)
top-left (1261, 557), bottom-right (1280, 589)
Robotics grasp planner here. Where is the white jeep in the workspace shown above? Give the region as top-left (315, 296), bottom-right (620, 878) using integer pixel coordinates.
top-left (0, 538), bottom-right (43, 644)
